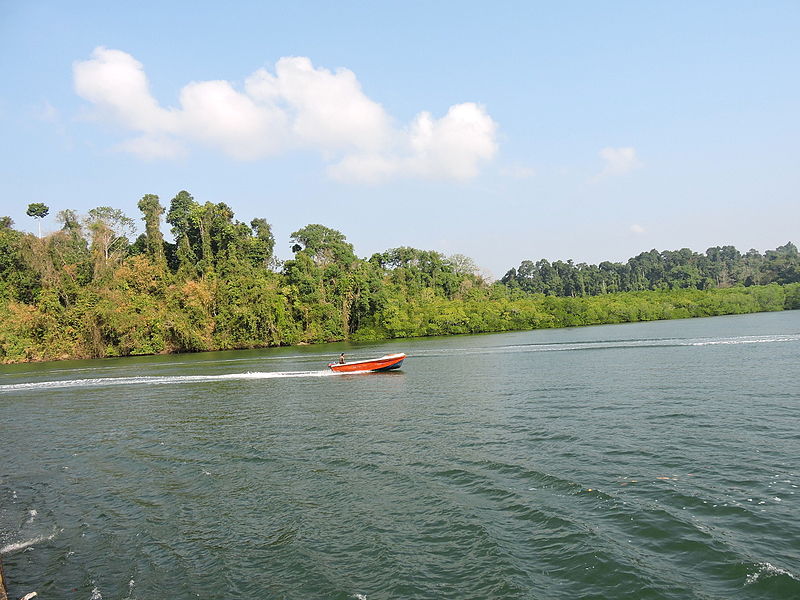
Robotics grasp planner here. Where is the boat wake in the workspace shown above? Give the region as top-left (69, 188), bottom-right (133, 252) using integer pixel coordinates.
top-left (0, 370), bottom-right (338, 392)
top-left (687, 334), bottom-right (800, 346)
top-left (416, 333), bottom-right (800, 358)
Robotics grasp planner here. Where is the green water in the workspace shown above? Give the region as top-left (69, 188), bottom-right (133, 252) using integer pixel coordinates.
top-left (1, 311), bottom-right (799, 599)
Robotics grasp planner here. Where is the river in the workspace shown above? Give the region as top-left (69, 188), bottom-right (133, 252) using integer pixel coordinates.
top-left (1, 311), bottom-right (799, 599)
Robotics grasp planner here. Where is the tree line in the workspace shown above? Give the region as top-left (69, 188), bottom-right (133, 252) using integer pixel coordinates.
top-left (502, 243), bottom-right (800, 296)
top-left (0, 193), bottom-right (798, 363)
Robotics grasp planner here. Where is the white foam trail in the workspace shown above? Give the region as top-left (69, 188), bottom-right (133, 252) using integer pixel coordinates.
top-left (0, 530), bottom-right (59, 554)
top-left (689, 334), bottom-right (800, 346)
top-left (419, 334), bottom-right (800, 357)
top-left (0, 370), bottom-right (338, 392)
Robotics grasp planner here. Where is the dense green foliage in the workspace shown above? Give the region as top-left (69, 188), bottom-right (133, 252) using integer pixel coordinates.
top-left (0, 193), bottom-right (797, 363)
top-left (502, 243), bottom-right (800, 295)
top-left (352, 284), bottom-right (798, 341)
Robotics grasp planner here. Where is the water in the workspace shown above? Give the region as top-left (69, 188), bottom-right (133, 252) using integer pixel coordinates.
top-left (1, 311), bottom-right (799, 599)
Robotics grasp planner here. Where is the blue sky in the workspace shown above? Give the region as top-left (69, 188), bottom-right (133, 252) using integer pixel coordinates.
top-left (1, 1), bottom-right (798, 277)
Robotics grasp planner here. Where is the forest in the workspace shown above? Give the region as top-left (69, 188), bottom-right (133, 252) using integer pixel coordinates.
top-left (502, 243), bottom-right (800, 295)
top-left (1, 192), bottom-right (798, 363)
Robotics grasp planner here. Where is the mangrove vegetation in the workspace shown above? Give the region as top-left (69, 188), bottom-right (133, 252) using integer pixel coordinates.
top-left (1, 192), bottom-right (798, 363)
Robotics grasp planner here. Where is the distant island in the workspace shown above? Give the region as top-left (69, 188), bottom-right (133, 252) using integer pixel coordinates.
top-left (1, 192), bottom-right (798, 363)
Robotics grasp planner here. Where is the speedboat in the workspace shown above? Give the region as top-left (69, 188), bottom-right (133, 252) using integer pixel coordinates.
top-left (328, 353), bottom-right (406, 373)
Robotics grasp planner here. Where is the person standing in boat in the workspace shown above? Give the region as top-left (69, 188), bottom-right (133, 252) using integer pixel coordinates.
top-left (338, 353), bottom-right (346, 364)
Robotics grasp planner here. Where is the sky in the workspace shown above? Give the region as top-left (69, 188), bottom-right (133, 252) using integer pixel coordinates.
top-left (1, 0), bottom-right (798, 278)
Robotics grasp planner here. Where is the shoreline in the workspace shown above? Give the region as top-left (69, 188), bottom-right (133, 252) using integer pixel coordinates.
top-left (1, 302), bottom-right (796, 366)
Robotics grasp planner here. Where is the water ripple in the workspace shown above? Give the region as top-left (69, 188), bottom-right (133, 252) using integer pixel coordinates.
top-left (2, 312), bottom-right (799, 598)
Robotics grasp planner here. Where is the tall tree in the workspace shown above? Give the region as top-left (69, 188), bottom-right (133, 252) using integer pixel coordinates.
top-left (286, 225), bottom-right (359, 340)
top-left (0, 216), bottom-right (40, 302)
top-left (137, 194), bottom-right (166, 267)
top-left (249, 218), bottom-right (276, 268)
top-left (54, 209), bottom-right (91, 276)
top-left (26, 202), bottom-right (49, 238)
top-left (84, 206), bottom-right (135, 277)
top-left (290, 224), bottom-right (356, 266)
top-left (447, 253), bottom-right (479, 276)
top-left (166, 191), bottom-right (200, 275)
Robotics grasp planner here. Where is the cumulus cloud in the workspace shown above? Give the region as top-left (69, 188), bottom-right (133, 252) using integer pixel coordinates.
top-left (597, 146), bottom-right (641, 178)
top-left (328, 103), bottom-right (497, 182)
top-left (74, 48), bottom-right (178, 135)
top-left (73, 47), bottom-right (498, 181)
top-left (630, 224), bottom-right (646, 234)
top-left (245, 57), bottom-right (391, 154)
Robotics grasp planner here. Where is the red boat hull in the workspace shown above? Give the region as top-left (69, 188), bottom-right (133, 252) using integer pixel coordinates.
top-left (328, 353), bottom-right (406, 373)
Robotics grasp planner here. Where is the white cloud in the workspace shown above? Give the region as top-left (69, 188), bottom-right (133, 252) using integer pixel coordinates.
top-left (328, 102), bottom-right (497, 182)
top-left (246, 57), bottom-right (392, 154)
top-left (630, 224), bottom-right (646, 234)
top-left (73, 47), bottom-right (498, 181)
top-left (73, 48), bottom-right (177, 135)
top-left (179, 79), bottom-right (288, 160)
top-left (409, 104), bottom-right (498, 179)
top-left (597, 146), bottom-right (642, 178)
